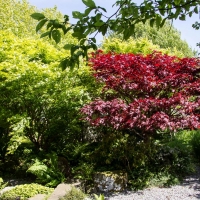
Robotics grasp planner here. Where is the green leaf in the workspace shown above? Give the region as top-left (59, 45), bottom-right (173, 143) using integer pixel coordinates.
top-left (71, 45), bottom-right (80, 56)
top-left (156, 15), bottom-right (162, 28)
top-left (40, 31), bottom-right (50, 38)
top-left (84, 7), bottom-right (93, 16)
top-left (63, 44), bottom-right (73, 50)
top-left (82, 0), bottom-right (96, 8)
top-left (98, 6), bottom-right (107, 13)
top-left (96, 13), bottom-right (101, 21)
top-left (52, 30), bottom-right (61, 44)
top-left (179, 14), bottom-right (186, 21)
top-left (90, 37), bottom-right (96, 43)
top-left (94, 21), bottom-right (104, 26)
top-left (72, 11), bottom-right (83, 19)
top-left (160, 18), bottom-right (166, 28)
top-left (72, 31), bottom-right (85, 39)
top-left (149, 19), bottom-right (155, 27)
top-left (174, 8), bottom-right (181, 19)
top-left (31, 13), bottom-right (46, 21)
top-left (36, 19), bottom-right (48, 32)
top-left (194, 6), bottom-right (198, 14)
top-left (129, 24), bottom-right (135, 35)
top-left (47, 21), bottom-right (53, 30)
top-left (100, 25), bottom-right (108, 36)
top-left (123, 29), bottom-right (131, 40)
top-left (62, 26), bottom-right (71, 35)
top-left (159, 8), bottom-right (165, 16)
top-left (59, 59), bottom-right (68, 70)
top-left (132, 7), bottom-right (138, 18)
top-left (174, 0), bottom-right (180, 5)
top-left (189, 11), bottom-right (193, 17)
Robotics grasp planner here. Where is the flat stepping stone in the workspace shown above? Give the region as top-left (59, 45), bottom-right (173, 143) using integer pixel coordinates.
top-left (0, 186), bottom-right (15, 195)
top-left (28, 194), bottom-right (46, 200)
top-left (48, 183), bottom-right (72, 200)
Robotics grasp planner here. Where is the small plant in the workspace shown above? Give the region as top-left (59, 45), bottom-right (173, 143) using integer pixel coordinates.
top-left (59, 186), bottom-right (87, 200)
top-left (94, 194), bottom-right (105, 200)
top-left (0, 183), bottom-right (53, 200)
top-left (27, 153), bottom-right (65, 187)
top-left (0, 178), bottom-right (8, 190)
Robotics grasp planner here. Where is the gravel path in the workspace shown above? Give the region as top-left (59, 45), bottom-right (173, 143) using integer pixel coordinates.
top-left (2, 169), bottom-right (200, 200)
top-left (104, 170), bottom-right (200, 200)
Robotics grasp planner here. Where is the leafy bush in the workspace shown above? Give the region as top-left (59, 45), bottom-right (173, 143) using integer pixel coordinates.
top-left (27, 153), bottom-right (65, 187)
top-left (190, 130), bottom-right (200, 160)
top-left (0, 183), bottom-right (53, 200)
top-left (59, 186), bottom-right (87, 200)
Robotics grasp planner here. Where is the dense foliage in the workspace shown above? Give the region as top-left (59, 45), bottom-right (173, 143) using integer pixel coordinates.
top-left (0, 183), bottom-right (53, 200)
top-left (102, 37), bottom-right (190, 58)
top-left (82, 51), bottom-right (200, 136)
top-left (0, 0), bottom-right (64, 38)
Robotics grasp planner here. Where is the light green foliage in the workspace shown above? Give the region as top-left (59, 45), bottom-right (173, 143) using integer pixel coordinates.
top-left (0, 0), bottom-right (62, 38)
top-left (0, 0), bottom-right (37, 37)
top-left (94, 194), bottom-right (105, 200)
top-left (27, 153), bottom-right (65, 187)
top-left (133, 21), bottom-right (196, 57)
top-left (59, 186), bottom-right (87, 200)
top-left (102, 37), bottom-right (186, 57)
top-left (107, 20), bottom-right (196, 57)
top-left (0, 183), bottom-right (53, 200)
top-left (0, 178), bottom-right (8, 190)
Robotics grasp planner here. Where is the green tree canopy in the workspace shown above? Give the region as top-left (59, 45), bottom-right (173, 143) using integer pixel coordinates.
top-left (32, 0), bottom-right (200, 68)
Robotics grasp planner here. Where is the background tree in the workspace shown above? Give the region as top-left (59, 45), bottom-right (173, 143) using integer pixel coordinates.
top-left (0, 29), bottom-right (99, 159)
top-left (107, 20), bottom-right (196, 57)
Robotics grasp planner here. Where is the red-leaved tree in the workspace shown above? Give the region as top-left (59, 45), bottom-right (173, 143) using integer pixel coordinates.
top-left (81, 51), bottom-right (200, 138)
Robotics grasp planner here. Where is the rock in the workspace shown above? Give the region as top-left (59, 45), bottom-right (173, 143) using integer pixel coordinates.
top-left (28, 194), bottom-right (46, 200)
top-left (48, 183), bottom-right (72, 200)
top-left (0, 186), bottom-right (15, 195)
top-left (94, 171), bottom-right (128, 192)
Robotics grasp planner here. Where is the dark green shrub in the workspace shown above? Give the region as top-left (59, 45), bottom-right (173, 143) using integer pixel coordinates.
top-left (190, 130), bottom-right (200, 160)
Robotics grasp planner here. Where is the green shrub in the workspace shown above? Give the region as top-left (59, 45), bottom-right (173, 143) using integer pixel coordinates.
top-left (190, 130), bottom-right (200, 160)
top-left (0, 183), bottom-right (53, 200)
top-left (59, 186), bottom-right (87, 200)
top-left (0, 177), bottom-right (8, 190)
top-left (27, 153), bottom-right (65, 187)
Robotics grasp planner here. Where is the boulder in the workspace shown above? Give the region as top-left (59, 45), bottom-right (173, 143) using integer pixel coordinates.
top-left (94, 171), bottom-right (127, 192)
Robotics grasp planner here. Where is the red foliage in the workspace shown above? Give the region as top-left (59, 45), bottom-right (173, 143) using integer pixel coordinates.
top-left (81, 51), bottom-right (200, 134)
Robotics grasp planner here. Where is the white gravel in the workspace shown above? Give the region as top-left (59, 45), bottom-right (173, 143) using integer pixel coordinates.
top-left (104, 171), bottom-right (200, 200)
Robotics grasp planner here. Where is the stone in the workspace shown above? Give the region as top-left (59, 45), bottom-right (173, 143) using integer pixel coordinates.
top-left (48, 183), bottom-right (72, 200)
top-left (0, 186), bottom-right (15, 195)
top-left (94, 171), bottom-right (128, 192)
top-left (28, 194), bottom-right (46, 200)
